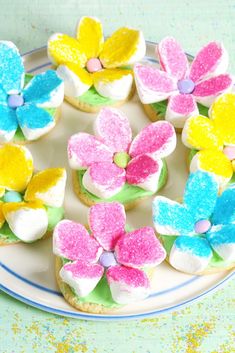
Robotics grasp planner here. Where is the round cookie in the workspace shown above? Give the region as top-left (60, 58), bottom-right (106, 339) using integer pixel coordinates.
top-left (134, 37), bottom-right (233, 131)
top-left (47, 16), bottom-right (146, 112)
top-left (0, 42), bottom-right (64, 144)
top-left (68, 107), bottom-right (175, 210)
top-left (53, 202), bottom-right (166, 313)
top-left (152, 170), bottom-right (235, 275)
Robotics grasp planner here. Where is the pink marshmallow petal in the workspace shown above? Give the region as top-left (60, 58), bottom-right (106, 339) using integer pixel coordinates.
top-left (83, 162), bottom-right (126, 199)
top-left (115, 227), bottom-right (166, 268)
top-left (68, 133), bottom-right (113, 169)
top-left (129, 121), bottom-right (176, 159)
top-left (94, 107), bottom-right (132, 153)
top-left (189, 42), bottom-right (228, 83)
top-left (157, 37), bottom-right (189, 80)
top-left (126, 154), bottom-right (162, 192)
top-left (106, 265), bottom-right (150, 304)
top-left (166, 93), bottom-right (199, 128)
top-left (193, 74), bottom-right (233, 107)
top-left (53, 220), bottom-right (102, 262)
top-left (89, 202), bottom-right (126, 251)
top-left (134, 64), bottom-right (177, 104)
top-left (60, 260), bottom-right (104, 297)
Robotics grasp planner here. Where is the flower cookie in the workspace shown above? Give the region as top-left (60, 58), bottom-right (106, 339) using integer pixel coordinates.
top-left (54, 202), bottom-right (166, 313)
top-left (47, 16), bottom-right (145, 112)
top-left (0, 144), bottom-right (66, 245)
top-left (0, 41), bottom-right (64, 143)
top-left (68, 107), bottom-right (176, 209)
top-left (134, 37), bottom-right (233, 130)
top-left (182, 93), bottom-right (235, 188)
top-left (153, 171), bottom-right (235, 275)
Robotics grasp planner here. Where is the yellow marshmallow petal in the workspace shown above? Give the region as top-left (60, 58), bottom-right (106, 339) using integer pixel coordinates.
top-left (182, 115), bottom-right (223, 150)
top-left (66, 63), bottom-right (93, 85)
top-left (24, 168), bottom-right (66, 207)
top-left (93, 69), bottom-right (133, 100)
top-left (0, 187), bottom-right (5, 197)
top-left (48, 33), bottom-right (87, 67)
top-left (210, 93), bottom-right (235, 145)
top-left (0, 202), bottom-right (5, 228)
top-left (0, 144), bottom-right (33, 192)
top-left (100, 28), bottom-right (145, 68)
top-left (76, 16), bottom-right (104, 59)
top-left (2, 200), bottom-right (44, 215)
top-left (193, 149), bottom-right (233, 180)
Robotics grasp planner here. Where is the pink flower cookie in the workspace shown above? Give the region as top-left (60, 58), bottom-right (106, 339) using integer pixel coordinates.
top-left (134, 37), bottom-right (233, 130)
top-left (68, 107), bottom-right (176, 209)
top-left (53, 202), bottom-right (166, 313)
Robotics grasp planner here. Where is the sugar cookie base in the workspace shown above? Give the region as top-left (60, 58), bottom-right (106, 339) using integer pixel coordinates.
top-left (0, 229), bottom-right (52, 246)
top-left (143, 104), bottom-right (182, 133)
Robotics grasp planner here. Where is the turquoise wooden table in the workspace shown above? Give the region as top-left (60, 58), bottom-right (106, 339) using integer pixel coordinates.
top-left (0, 1), bottom-right (235, 352)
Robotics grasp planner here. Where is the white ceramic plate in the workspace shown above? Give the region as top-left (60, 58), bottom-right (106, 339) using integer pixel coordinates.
top-left (0, 42), bottom-right (234, 321)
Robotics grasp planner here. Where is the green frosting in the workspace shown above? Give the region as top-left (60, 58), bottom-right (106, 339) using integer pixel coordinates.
top-left (150, 100), bottom-right (209, 119)
top-left (0, 205), bottom-right (64, 244)
top-left (113, 152), bottom-right (131, 168)
top-left (160, 235), bottom-right (234, 270)
top-left (76, 86), bottom-right (116, 107)
top-left (76, 159), bottom-right (168, 206)
top-left (12, 74), bottom-right (57, 143)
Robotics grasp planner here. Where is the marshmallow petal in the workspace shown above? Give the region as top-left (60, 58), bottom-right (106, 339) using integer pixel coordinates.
top-left (189, 42), bottom-right (228, 83)
top-left (212, 187), bottom-right (235, 225)
top-left (56, 64), bottom-right (92, 97)
top-left (153, 196), bottom-right (194, 236)
top-left (23, 70), bottom-right (64, 108)
top-left (0, 104), bottom-right (18, 142)
top-left (129, 120), bottom-right (176, 159)
top-left (0, 41), bottom-right (25, 93)
top-left (170, 236), bottom-right (213, 274)
top-left (2, 201), bottom-right (48, 242)
top-left (76, 16), bottom-right (104, 59)
top-left (16, 104), bottom-right (55, 141)
top-left (94, 107), bottom-right (132, 153)
top-left (183, 171), bottom-right (218, 221)
top-left (157, 37), bottom-right (189, 80)
top-left (190, 150), bottom-right (233, 186)
top-left (89, 202), bottom-right (126, 251)
top-left (210, 93), bottom-right (235, 145)
top-left (134, 64), bottom-right (177, 104)
top-left (93, 69), bottom-right (133, 100)
top-left (53, 220), bottom-right (102, 262)
top-left (60, 260), bottom-right (104, 297)
top-left (100, 28), bottom-right (145, 68)
top-left (115, 227), bottom-right (166, 268)
top-left (83, 162), bottom-right (126, 199)
top-left (0, 85), bottom-right (7, 104)
top-left (182, 115), bottom-right (223, 150)
top-left (207, 225), bottom-right (235, 262)
top-left (68, 133), bottom-right (113, 170)
top-left (166, 93), bottom-right (199, 129)
top-left (126, 155), bottom-right (162, 192)
top-left (106, 265), bottom-right (150, 304)
top-left (47, 33), bottom-right (87, 67)
top-left (0, 144), bottom-right (33, 192)
top-left (24, 168), bottom-right (66, 207)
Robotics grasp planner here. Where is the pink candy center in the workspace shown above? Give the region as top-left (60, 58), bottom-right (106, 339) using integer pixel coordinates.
top-left (223, 146), bottom-right (235, 161)
top-left (86, 58), bottom-right (102, 73)
top-left (194, 219), bottom-right (211, 234)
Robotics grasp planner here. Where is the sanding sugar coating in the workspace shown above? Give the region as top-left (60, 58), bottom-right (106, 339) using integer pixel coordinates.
top-left (0, 41), bottom-right (64, 143)
top-left (68, 107), bottom-right (176, 201)
top-left (153, 171), bottom-right (235, 275)
top-left (53, 202), bottom-right (166, 305)
top-left (134, 37), bottom-right (233, 129)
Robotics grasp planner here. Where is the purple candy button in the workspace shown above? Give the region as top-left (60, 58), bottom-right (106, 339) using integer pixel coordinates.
top-left (177, 79), bottom-right (195, 94)
top-left (194, 219), bottom-right (211, 234)
top-left (99, 251), bottom-right (117, 268)
top-left (8, 94), bottom-right (24, 109)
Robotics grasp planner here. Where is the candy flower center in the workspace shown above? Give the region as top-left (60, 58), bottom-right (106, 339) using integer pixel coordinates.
top-left (113, 152), bottom-right (131, 169)
top-left (7, 94), bottom-right (24, 109)
top-left (194, 219), bottom-right (211, 234)
top-left (177, 79), bottom-right (195, 94)
top-left (3, 191), bottom-right (23, 203)
top-left (86, 58), bottom-right (103, 73)
top-left (99, 251), bottom-right (117, 268)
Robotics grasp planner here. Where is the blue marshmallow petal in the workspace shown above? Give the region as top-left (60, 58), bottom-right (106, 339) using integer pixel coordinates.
top-left (0, 104), bottom-right (18, 142)
top-left (212, 187), bottom-right (235, 226)
top-left (207, 224), bottom-right (235, 262)
top-left (0, 85), bottom-right (7, 105)
top-left (0, 41), bottom-right (24, 94)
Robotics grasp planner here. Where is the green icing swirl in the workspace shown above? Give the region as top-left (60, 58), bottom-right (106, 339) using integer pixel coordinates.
top-left (76, 86), bottom-right (115, 106)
